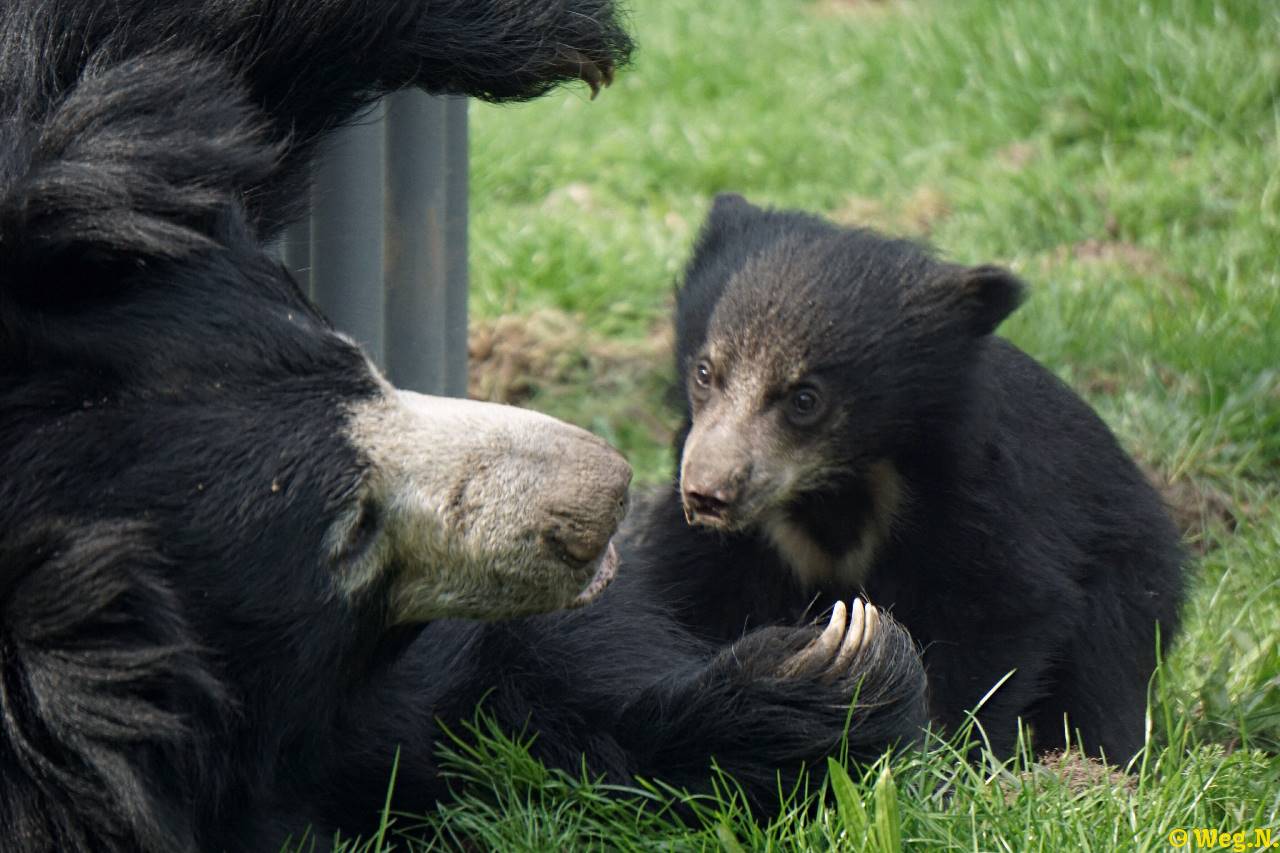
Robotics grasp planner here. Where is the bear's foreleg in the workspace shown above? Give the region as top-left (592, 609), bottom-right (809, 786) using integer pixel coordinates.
top-left (615, 601), bottom-right (928, 815)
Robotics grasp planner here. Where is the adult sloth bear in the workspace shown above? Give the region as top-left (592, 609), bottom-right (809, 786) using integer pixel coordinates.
top-left (0, 5), bottom-right (927, 850)
top-left (625, 194), bottom-right (1186, 764)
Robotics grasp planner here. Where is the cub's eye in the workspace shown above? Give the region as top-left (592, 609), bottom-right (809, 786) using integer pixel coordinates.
top-left (792, 388), bottom-right (818, 414)
top-left (788, 385), bottom-right (825, 426)
top-left (692, 360), bottom-right (713, 389)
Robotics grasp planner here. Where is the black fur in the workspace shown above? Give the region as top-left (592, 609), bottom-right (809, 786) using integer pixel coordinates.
top-left (0, 0), bottom-right (632, 288)
top-left (629, 194), bottom-right (1187, 762)
top-left (0, 9), bottom-right (926, 851)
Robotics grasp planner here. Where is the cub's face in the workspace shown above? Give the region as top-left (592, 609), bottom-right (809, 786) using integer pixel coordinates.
top-left (674, 194), bottom-right (1023, 542)
top-left (680, 322), bottom-right (850, 532)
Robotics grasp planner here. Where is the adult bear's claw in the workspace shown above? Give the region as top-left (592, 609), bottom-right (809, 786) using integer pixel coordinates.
top-left (779, 599), bottom-right (880, 683)
top-left (557, 47), bottom-right (612, 98)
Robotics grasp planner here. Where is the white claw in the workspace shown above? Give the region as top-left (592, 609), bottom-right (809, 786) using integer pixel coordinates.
top-left (817, 600), bottom-right (848, 657)
top-left (780, 600), bottom-right (847, 677)
top-left (864, 602), bottom-right (880, 642)
top-left (834, 599), bottom-right (866, 671)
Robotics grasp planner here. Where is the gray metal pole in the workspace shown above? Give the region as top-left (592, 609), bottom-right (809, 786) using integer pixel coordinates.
top-left (284, 95), bottom-right (468, 397)
top-left (309, 102), bottom-right (388, 367)
top-left (441, 97), bottom-right (469, 399)
top-left (384, 94), bottom-right (469, 397)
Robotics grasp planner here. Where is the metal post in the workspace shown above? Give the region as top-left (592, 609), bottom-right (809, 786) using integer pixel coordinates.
top-left (281, 94), bottom-right (468, 398)
top-left (384, 94), bottom-right (469, 398)
top-left (310, 102), bottom-right (389, 367)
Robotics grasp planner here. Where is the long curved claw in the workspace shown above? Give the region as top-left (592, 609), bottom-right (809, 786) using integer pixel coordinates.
top-left (814, 600), bottom-right (848, 658)
top-left (864, 601), bottom-right (880, 643)
top-left (776, 598), bottom-right (887, 683)
top-left (780, 600), bottom-right (847, 677)
top-left (833, 599), bottom-right (867, 672)
top-left (557, 48), bottom-right (611, 99)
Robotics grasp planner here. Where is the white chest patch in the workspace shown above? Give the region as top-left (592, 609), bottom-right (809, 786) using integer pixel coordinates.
top-left (764, 516), bottom-right (838, 588)
top-left (763, 517), bottom-right (879, 589)
top-left (762, 460), bottom-right (905, 591)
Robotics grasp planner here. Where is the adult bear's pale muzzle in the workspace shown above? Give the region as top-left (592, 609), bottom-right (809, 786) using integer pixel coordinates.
top-left (342, 389), bottom-right (632, 622)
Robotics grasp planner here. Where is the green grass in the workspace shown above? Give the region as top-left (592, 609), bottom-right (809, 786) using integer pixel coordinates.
top-left (369, 0), bottom-right (1279, 847)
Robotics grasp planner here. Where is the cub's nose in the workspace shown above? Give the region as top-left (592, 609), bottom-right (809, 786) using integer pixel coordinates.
top-left (681, 481), bottom-right (738, 522)
top-left (678, 417), bottom-right (752, 526)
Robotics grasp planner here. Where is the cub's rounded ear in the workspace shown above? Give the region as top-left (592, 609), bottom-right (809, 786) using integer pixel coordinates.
top-left (706, 192), bottom-right (760, 229)
top-left (949, 264), bottom-right (1026, 336)
top-left (683, 192), bottom-right (763, 277)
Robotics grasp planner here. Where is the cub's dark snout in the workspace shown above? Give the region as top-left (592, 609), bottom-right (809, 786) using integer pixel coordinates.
top-left (681, 468), bottom-right (746, 523)
top-left (680, 434), bottom-right (752, 526)
top-left (681, 485), bottom-right (733, 522)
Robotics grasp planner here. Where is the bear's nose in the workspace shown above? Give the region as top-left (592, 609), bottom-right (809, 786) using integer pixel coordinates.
top-left (547, 449), bottom-right (631, 563)
top-left (678, 409), bottom-right (754, 526)
top-left (551, 518), bottom-right (616, 564)
top-left (681, 481), bottom-right (738, 521)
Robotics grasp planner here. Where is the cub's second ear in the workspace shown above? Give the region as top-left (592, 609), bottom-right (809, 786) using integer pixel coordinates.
top-left (938, 264), bottom-right (1026, 336)
top-left (706, 192), bottom-right (761, 231)
top-left (685, 193), bottom-right (764, 273)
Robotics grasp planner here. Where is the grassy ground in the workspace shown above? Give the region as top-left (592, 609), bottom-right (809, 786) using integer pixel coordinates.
top-left (379, 0), bottom-right (1277, 848)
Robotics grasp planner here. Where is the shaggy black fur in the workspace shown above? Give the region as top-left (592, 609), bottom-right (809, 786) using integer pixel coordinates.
top-left (0, 0), bottom-right (632, 260)
top-left (0, 8), bottom-right (926, 851)
top-left (627, 194), bottom-right (1187, 762)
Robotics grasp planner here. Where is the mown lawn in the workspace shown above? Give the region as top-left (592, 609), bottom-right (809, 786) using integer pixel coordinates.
top-left (360, 0), bottom-right (1279, 848)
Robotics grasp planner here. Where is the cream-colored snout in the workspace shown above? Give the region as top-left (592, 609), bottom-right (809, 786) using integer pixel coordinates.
top-left (347, 391), bottom-right (632, 622)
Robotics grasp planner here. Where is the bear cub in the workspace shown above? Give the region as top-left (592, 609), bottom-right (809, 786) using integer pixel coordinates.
top-left (626, 193), bottom-right (1187, 762)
